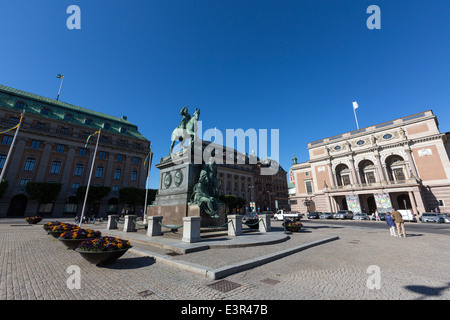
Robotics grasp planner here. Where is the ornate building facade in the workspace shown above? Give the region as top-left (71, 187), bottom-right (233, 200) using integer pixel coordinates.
top-left (289, 110), bottom-right (450, 217)
top-left (0, 84), bottom-right (151, 217)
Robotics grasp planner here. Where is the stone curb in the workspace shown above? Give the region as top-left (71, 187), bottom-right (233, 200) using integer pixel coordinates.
top-left (130, 236), bottom-right (340, 280)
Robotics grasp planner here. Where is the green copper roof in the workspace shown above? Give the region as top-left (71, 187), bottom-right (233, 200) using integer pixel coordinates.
top-left (0, 84), bottom-right (148, 141)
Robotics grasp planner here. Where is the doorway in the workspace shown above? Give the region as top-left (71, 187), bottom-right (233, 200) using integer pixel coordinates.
top-left (7, 194), bottom-right (28, 217)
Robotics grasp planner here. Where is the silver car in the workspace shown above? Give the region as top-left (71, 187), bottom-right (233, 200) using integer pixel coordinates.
top-left (421, 213), bottom-right (444, 223)
top-left (333, 210), bottom-right (354, 220)
top-left (319, 212), bottom-right (333, 219)
top-left (353, 213), bottom-right (368, 220)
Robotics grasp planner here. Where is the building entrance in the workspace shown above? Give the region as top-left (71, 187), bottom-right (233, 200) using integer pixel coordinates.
top-left (7, 194), bottom-right (28, 217)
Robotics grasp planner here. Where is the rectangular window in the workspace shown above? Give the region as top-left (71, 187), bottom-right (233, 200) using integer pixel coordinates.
top-left (114, 169), bottom-right (121, 180)
top-left (35, 122), bottom-right (46, 130)
top-left (59, 127), bottom-right (69, 135)
top-left (40, 108), bottom-right (50, 115)
top-left (1, 135), bottom-right (13, 145)
top-left (112, 185), bottom-right (119, 191)
top-left (50, 161), bottom-right (62, 174)
top-left (24, 158), bottom-right (36, 172)
top-left (117, 154), bottom-right (124, 162)
top-left (0, 154), bottom-right (6, 168)
top-left (305, 181), bottom-right (313, 195)
top-left (19, 179), bottom-right (30, 186)
top-left (133, 157), bottom-right (139, 164)
top-left (98, 151), bottom-right (106, 159)
top-left (74, 164), bottom-right (84, 176)
top-left (9, 117), bottom-right (20, 125)
top-left (79, 148), bottom-right (87, 156)
top-left (56, 144), bottom-right (65, 153)
top-left (95, 166), bottom-right (103, 178)
top-left (71, 183), bottom-right (80, 189)
top-left (131, 170), bottom-right (137, 181)
top-left (30, 140), bottom-right (41, 149)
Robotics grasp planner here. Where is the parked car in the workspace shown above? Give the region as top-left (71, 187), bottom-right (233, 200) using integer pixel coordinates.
top-left (398, 210), bottom-right (417, 222)
top-left (333, 210), bottom-right (354, 219)
top-left (441, 213), bottom-right (450, 223)
top-left (353, 213), bottom-right (368, 220)
top-left (273, 210), bottom-right (302, 221)
top-left (371, 213), bottom-right (386, 221)
top-left (319, 212), bottom-right (333, 219)
top-left (307, 212), bottom-right (321, 219)
top-left (421, 213), bottom-right (444, 223)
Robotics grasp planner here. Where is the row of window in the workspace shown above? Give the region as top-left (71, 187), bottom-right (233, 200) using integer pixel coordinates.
top-left (18, 179), bottom-right (123, 192)
top-left (0, 155), bottom-right (139, 181)
top-left (1, 137), bottom-right (142, 163)
top-left (14, 101), bottom-right (129, 133)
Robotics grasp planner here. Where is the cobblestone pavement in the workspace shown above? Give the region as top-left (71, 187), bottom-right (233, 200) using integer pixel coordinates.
top-left (1, 218), bottom-right (449, 301)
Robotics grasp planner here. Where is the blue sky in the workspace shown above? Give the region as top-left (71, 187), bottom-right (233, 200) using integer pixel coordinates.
top-left (1, 1), bottom-right (450, 189)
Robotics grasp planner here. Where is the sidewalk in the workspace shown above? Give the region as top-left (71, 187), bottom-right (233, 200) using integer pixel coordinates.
top-left (1, 217), bottom-right (449, 300)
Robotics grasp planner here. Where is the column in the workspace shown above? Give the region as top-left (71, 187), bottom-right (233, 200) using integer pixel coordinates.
top-left (408, 191), bottom-right (418, 215)
top-left (35, 142), bottom-right (53, 182)
top-left (123, 215), bottom-right (137, 232)
top-left (147, 216), bottom-right (163, 236)
top-left (228, 215), bottom-right (243, 236)
top-left (182, 216), bottom-right (201, 243)
top-left (405, 148), bottom-right (419, 179)
top-left (349, 158), bottom-right (360, 185)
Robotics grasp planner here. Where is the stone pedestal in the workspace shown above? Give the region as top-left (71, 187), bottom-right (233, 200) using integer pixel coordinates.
top-left (147, 216), bottom-right (163, 237)
top-left (182, 216), bottom-right (201, 243)
top-left (258, 214), bottom-right (272, 233)
top-left (228, 215), bottom-right (243, 236)
top-left (123, 215), bottom-right (137, 232)
top-left (107, 215), bottom-right (118, 230)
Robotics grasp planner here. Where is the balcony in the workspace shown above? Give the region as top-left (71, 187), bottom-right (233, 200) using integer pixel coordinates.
top-left (327, 178), bottom-right (420, 191)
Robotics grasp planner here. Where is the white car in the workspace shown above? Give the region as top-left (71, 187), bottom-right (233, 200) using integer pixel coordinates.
top-left (273, 210), bottom-right (301, 221)
top-left (353, 213), bottom-right (368, 220)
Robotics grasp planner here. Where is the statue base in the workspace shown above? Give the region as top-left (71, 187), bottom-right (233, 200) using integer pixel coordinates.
top-left (148, 203), bottom-right (226, 228)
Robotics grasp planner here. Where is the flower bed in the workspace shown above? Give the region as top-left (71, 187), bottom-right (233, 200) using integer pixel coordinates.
top-left (43, 221), bottom-right (63, 231)
top-left (75, 236), bottom-right (132, 266)
top-left (58, 228), bottom-right (101, 250)
top-left (47, 223), bottom-right (80, 238)
top-left (25, 216), bottom-right (42, 224)
top-left (283, 220), bottom-right (303, 232)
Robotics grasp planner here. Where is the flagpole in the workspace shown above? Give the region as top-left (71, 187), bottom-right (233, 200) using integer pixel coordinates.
top-left (57, 76), bottom-right (64, 101)
top-left (0, 110), bottom-right (25, 183)
top-left (79, 128), bottom-right (101, 227)
top-left (143, 144), bottom-right (153, 221)
top-left (353, 101), bottom-right (360, 130)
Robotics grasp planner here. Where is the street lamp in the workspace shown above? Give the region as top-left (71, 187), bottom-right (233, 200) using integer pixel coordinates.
top-left (248, 185), bottom-right (254, 212)
top-left (303, 198), bottom-right (311, 215)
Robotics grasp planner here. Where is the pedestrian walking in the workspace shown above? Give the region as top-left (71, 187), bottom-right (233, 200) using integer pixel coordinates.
top-left (391, 209), bottom-right (406, 238)
top-left (375, 210), bottom-right (380, 221)
top-left (385, 212), bottom-right (397, 237)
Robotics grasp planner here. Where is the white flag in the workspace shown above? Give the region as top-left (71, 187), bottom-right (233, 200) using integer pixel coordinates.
top-left (353, 101), bottom-right (359, 110)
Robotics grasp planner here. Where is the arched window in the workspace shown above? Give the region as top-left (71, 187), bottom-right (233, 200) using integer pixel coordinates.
top-left (386, 155), bottom-right (406, 182)
top-left (359, 160), bottom-right (376, 184)
top-left (335, 164), bottom-right (351, 186)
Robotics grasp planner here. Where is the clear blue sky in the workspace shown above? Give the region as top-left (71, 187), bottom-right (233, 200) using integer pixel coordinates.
top-left (1, 1), bottom-right (449, 189)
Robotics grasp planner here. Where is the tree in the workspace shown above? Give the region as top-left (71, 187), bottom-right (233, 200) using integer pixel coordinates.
top-left (76, 186), bottom-right (111, 215)
top-left (0, 180), bottom-right (8, 199)
top-left (25, 182), bottom-right (62, 204)
top-left (119, 187), bottom-right (158, 213)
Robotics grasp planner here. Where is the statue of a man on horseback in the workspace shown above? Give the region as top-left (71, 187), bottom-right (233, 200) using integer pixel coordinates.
top-left (169, 106), bottom-right (200, 154)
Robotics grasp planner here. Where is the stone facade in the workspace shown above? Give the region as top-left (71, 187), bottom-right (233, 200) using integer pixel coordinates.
top-left (0, 84), bottom-right (150, 217)
top-left (289, 110), bottom-right (450, 217)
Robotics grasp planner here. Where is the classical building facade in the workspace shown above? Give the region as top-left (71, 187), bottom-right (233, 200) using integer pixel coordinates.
top-left (0, 84), bottom-right (151, 217)
top-left (289, 110), bottom-right (450, 217)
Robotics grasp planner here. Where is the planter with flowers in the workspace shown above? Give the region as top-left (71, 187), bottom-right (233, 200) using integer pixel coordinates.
top-left (75, 236), bottom-right (132, 266)
top-left (25, 216), bottom-right (43, 224)
top-left (43, 221), bottom-right (62, 232)
top-left (58, 228), bottom-right (102, 250)
top-left (47, 223), bottom-right (80, 239)
top-left (282, 219), bottom-right (303, 232)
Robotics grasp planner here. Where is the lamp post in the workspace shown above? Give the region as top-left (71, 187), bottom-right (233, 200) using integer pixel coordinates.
top-left (303, 198), bottom-right (311, 216)
top-left (248, 185), bottom-right (254, 212)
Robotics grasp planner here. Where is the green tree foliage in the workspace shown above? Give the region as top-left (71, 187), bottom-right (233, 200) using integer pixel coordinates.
top-left (25, 182), bottom-right (62, 204)
top-left (0, 180), bottom-right (8, 199)
top-left (76, 185), bottom-right (111, 204)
